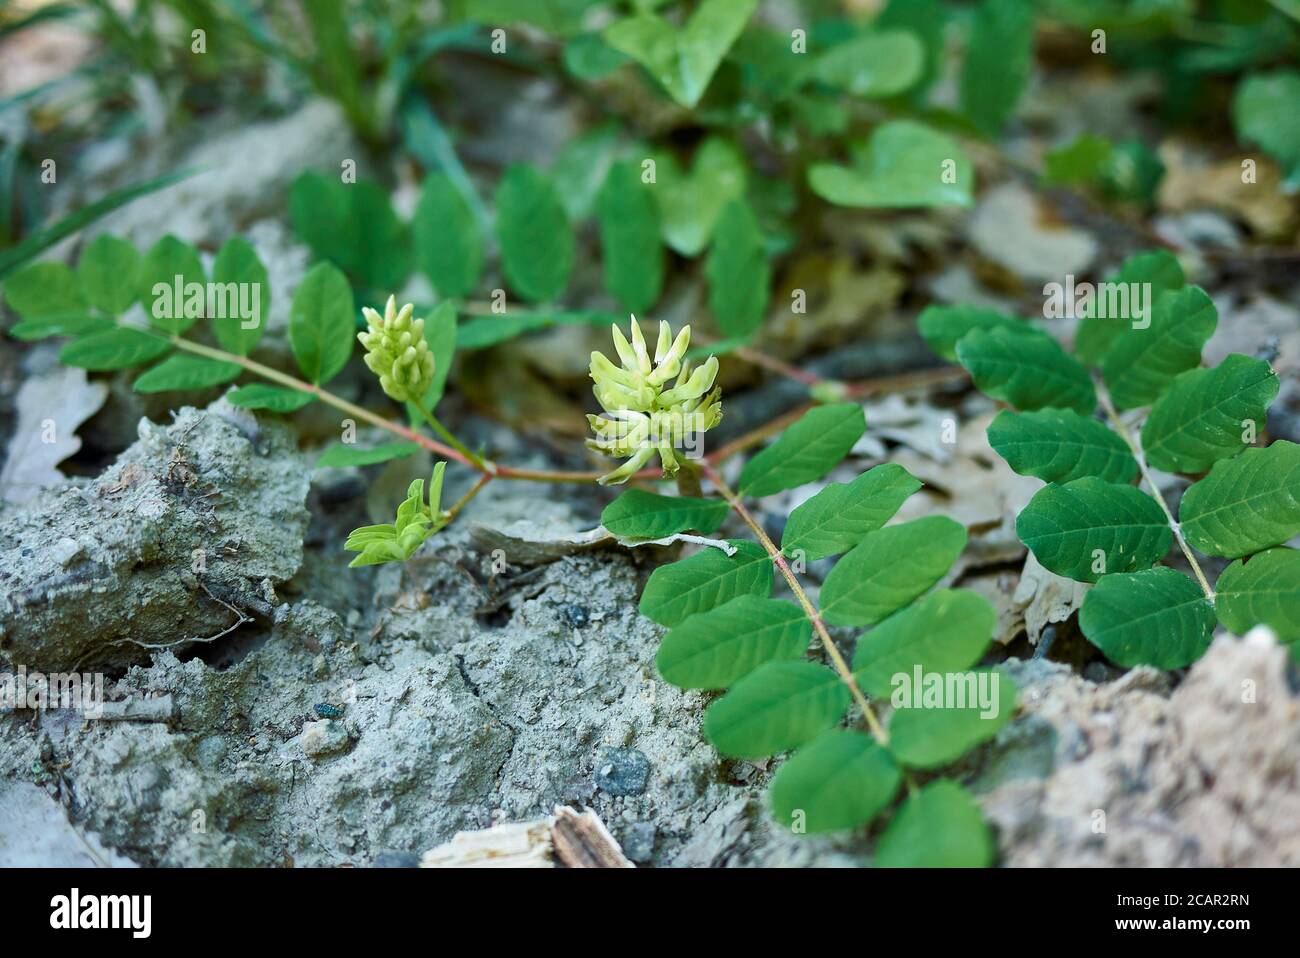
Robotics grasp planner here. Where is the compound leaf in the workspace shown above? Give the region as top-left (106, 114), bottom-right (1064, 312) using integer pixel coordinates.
top-left (988, 408), bottom-right (1138, 484)
top-left (821, 517), bottom-right (967, 627)
top-left (656, 595), bottom-right (810, 689)
top-left (739, 403), bottom-right (865, 497)
top-left (875, 780), bottom-right (993, 868)
top-left (851, 589), bottom-right (995, 698)
top-left (1016, 478), bottom-right (1171, 583)
top-left (1079, 567), bottom-right (1216, 669)
top-left (769, 730), bottom-right (900, 834)
top-left (781, 463), bottom-right (921, 561)
top-left (1179, 441), bottom-right (1300, 559)
top-left (703, 660), bottom-right (849, 758)
top-left (639, 539), bottom-right (772, 627)
top-left (956, 326), bottom-right (1096, 415)
top-left (1141, 354), bottom-right (1279, 474)
top-left (1215, 548), bottom-right (1300, 643)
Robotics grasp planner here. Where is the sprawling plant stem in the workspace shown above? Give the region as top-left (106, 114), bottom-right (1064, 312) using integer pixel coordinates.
top-left (1096, 380), bottom-right (1215, 599)
top-left (698, 461), bottom-right (889, 745)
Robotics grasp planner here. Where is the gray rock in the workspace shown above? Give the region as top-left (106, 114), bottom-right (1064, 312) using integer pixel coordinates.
top-left (595, 747), bottom-right (650, 797)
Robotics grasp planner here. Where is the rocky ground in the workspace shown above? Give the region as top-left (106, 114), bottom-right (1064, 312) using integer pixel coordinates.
top-left (2, 95), bottom-right (1299, 868)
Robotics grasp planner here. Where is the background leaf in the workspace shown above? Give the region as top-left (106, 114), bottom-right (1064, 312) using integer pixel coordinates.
top-left (1141, 354), bottom-right (1279, 474)
top-left (413, 172), bottom-right (483, 299)
top-left (852, 589), bottom-right (995, 698)
top-left (875, 781), bottom-right (992, 867)
top-left (649, 138), bottom-right (747, 257)
top-left (703, 660), bottom-right (849, 758)
top-left (1079, 567), bottom-right (1216, 669)
top-left (406, 301), bottom-right (457, 418)
top-left (959, 0), bottom-right (1034, 137)
top-left (1215, 548), bottom-right (1300, 643)
top-left (60, 327), bottom-right (172, 370)
top-left (1179, 441), bottom-right (1300, 558)
top-left (597, 159), bottom-right (664, 315)
top-left (134, 354), bottom-right (241, 393)
top-left (226, 383), bottom-right (314, 412)
top-left (77, 235), bottom-right (140, 315)
top-left (918, 304), bottom-right (1031, 361)
top-left (809, 121), bottom-right (973, 208)
top-left (739, 403), bottom-right (866, 497)
top-left (781, 463), bottom-right (921, 561)
top-left (812, 30), bottom-right (924, 97)
top-left (495, 164), bottom-right (574, 303)
top-left (988, 408), bottom-right (1138, 484)
top-left (2, 261), bottom-right (85, 317)
top-left (768, 730), bottom-right (900, 834)
top-left (957, 326), bottom-right (1096, 414)
top-left (139, 235), bottom-right (205, 335)
top-left (211, 236), bottom-right (269, 356)
top-left (821, 517), bottom-right (968, 627)
top-left (601, 489), bottom-right (729, 538)
top-left (1016, 478), bottom-right (1170, 582)
top-left (705, 198), bottom-right (769, 339)
top-left (656, 596), bottom-right (810, 689)
top-left (288, 262), bottom-right (354, 385)
top-left (1233, 70), bottom-right (1300, 187)
top-left (639, 540), bottom-right (772, 626)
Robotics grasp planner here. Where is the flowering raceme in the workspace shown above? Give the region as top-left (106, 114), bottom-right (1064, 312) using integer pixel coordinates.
top-left (358, 296), bottom-right (435, 404)
top-left (587, 316), bottom-right (722, 484)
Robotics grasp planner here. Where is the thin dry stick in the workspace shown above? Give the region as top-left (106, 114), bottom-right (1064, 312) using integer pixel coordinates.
top-left (1097, 380), bottom-right (1215, 599)
top-left (698, 461), bottom-right (888, 745)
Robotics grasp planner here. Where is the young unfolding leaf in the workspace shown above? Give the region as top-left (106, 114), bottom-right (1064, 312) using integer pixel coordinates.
top-left (705, 198), bottom-right (769, 339)
top-left (959, 0), bottom-right (1034, 137)
top-left (288, 262), bottom-right (354, 386)
top-left (703, 660), bottom-right (849, 758)
top-left (211, 237), bottom-right (269, 356)
top-left (1141, 354), bottom-right (1279, 475)
top-left (1101, 285), bottom-right (1217, 411)
top-left (1015, 478), bottom-right (1170, 583)
top-left (917, 304), bottom-right (1032, 362)
top-left (603, 0), bottom-right (757, 108)
top-left (956, 326), bottom-right (1096, 415)
top-left (1079, 567), bottom-right (1216, 669)
top-left (851, 589), bottom-right (995, 698)
top-left (1215, 548), bottom-right (1300, 643)
top-left (821, 517), bottom-right (967, 627)
top-left (988, 408), bottom-right (1138, 485)
top-left (1074, 249), bottom-right (1184, 365)
top-left (639, 540), bottom-right (771, 626)
top-left (655, 595), bottom-right (810, 689)
top-left (809, 121), bottom-right (973, 208)
top-left (226, 383), bottom-right (315, 412)
top-left (601, 489), bottom-right (729, 539)
top-left (887, 670), bottom-right (1017, 769)
top-left (598, 159), bottom-right (664, 315)
top-left (139, 235), bottom-right (204, 335)
top-left (495, 164), bottom-right (574, 304)
top-left (60, 327), bottom-right (172, 370)
top-left (738, 403), bottom-right (866, 497)
top-left (875, 780), bottom-right (992, 868)
top-left (1179, 440), bottom-right (1300, 559)
top-left (413, 172), bottom-right (483, 300)
top-left (781, 463), bottom-right (921, 561)
top-left (134, 354), bottom-right (241, 393)
top-left (77, 235), bottom-right (140, 315)
top-left (768, 730), bottom-right (900, 834)
top-left (344, 463), bottom-right (447, 567)
top-left (315, 442), bottom-right (422, 469)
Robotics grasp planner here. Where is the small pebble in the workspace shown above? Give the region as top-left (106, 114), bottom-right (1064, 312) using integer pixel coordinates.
top-left (300, 719), bottom-right (350, 758)
top-left (594, 746), bottom-right (650, 796)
